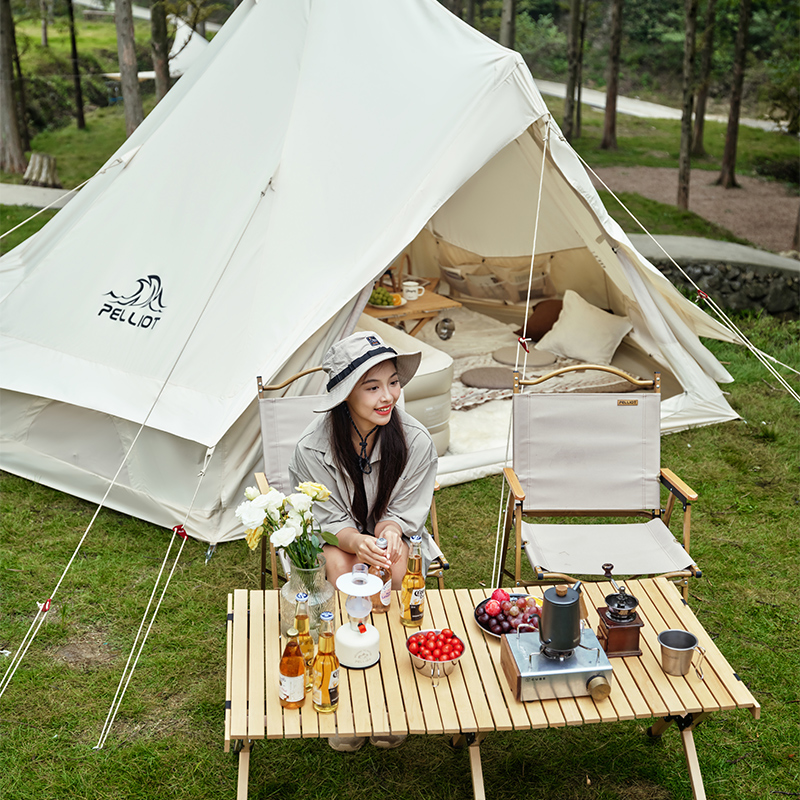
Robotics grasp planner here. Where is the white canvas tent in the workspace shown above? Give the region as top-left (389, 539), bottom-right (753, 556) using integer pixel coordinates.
top-left (0, 0), bottom-right (740, 545)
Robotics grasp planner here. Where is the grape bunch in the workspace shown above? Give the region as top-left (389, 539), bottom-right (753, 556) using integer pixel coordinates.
top-left (369, 285), bottom-right (395, 306)
top-left (476, 589), bottom-right (542, 636)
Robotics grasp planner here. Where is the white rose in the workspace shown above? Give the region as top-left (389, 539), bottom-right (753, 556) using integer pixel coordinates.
top-left (244, 486), bottom-right (261, 501)
top-left (235, 500), bottom-right (267, 530)
top-left (286, 509), bottom-right (305, 530)
top-left (287, 493), bottom-right (313, 514)
top-left (270, 521), bottom-right (299, 548)
top-left (262, 489), bottom-right (285, 523)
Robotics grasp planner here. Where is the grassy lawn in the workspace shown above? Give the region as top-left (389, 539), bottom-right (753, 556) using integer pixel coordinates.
top-left (566, 104), bottom-right (800, 181)
top-left (1, 314), bottom-right (798, 800)
top-left (14, 16), bottom-right (152, 73)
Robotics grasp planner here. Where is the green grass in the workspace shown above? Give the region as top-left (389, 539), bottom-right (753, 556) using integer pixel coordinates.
top-left (14, 17), bottom-right (152, 73)
top-left (1, 314), bottom-right (798, 800)
top-left (0, 205), bottom-right (59, 255)
top-left (559, 102), bottom-right (800, 181)
top-left (597, 190), bottom-right (754, 245)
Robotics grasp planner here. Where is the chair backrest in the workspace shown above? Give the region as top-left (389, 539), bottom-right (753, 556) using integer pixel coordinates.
top-left (512, 391), bottom-right (661, 512)
top-left (258, 394), bottom-right (323, 495)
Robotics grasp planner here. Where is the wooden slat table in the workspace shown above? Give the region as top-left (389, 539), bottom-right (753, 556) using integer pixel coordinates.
top-left (361, 291), bottom-right (462, 337)
top-left (224, 579), bottom-right (759, 799)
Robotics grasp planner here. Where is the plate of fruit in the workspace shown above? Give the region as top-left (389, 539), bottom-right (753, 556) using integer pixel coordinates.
top-left (474, 589), bottom-right (543, 638)
top-left (368, 285), bottom-right (406, 308)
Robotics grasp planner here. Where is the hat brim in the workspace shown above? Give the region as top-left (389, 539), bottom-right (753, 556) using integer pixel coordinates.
top-left (314, 350), bottom-right (421, 413)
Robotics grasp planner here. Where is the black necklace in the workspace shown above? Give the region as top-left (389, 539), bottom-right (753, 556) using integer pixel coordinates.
top-left (346, 407), bottom-right (378, 474)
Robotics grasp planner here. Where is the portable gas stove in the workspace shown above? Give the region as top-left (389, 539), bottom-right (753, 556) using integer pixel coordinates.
top-left (500, 627), bottom-right (613, 702)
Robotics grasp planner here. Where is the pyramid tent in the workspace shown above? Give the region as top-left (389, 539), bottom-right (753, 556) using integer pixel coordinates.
top-left (0, 0), bottom-right (739, 544)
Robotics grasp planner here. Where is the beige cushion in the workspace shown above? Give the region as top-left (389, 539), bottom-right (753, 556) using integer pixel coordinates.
top-left (535, 290), bottom-right (632, 365)
top-left (460, 367), bottom-right (515, 389)
top-left (493, 345), bottom-right (557, 367)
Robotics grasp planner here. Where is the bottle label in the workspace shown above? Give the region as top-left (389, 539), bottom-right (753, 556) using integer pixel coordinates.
top-left (279, 673), bottom-right (305, 703)
top-left (328, 668), bottom-right (340, 703)
top-left (380, 579), bottom-right (392, 606)
top-left (410, 587), bottom-right (425, 620)
top-left (313, 667), bottom-right (339, 706)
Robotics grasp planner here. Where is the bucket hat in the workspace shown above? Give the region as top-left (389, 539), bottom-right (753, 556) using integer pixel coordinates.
top-left (315, 331), bottom-right (421, 413)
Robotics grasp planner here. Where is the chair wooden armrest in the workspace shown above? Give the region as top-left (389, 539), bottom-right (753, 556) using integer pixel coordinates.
top-left (660, 468), bottom-right (698, 504)
top-left (503, 467), bottom-right (525, 503)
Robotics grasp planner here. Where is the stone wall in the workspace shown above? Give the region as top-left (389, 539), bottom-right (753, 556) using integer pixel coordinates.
top-left (651, 259), bottom-right (800, 316)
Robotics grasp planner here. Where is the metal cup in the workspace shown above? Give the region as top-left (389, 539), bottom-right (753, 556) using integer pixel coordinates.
top-left (657, 629), bottom-right (706, 680)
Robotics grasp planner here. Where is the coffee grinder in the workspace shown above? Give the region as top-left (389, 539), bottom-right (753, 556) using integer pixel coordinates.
top-left (595, 563), bottom-right (644, 658)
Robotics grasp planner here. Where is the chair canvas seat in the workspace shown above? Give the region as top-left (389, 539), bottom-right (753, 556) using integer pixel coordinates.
top-left (520, 517), bottom-right (695, 577)
top-left (501, 374), bottom-right (699, 597)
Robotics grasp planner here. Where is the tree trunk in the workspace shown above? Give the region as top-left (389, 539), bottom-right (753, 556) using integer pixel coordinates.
top-left (601, 0), bottom-right (623, 150)
top-left (717, 0), bottom-right (751, 189)
top-left (575, 0), bottom-right (588, 138)
top-left (151, 0), bottom-right (170, 102)
top-left (11, 8), bottom-right (30, 151)
top-left (65, 0), bottom-right (85, 129)
top-left (115, 0), bottom-right (143, 137)
top-left (563, 0), bottom-right (582, 142)
top-left (691, 0), bottom-right (716, 158)
top-left (466, 0), bottom-right (475, 26)
top-left (793, 204), bottom-right (800, 252)
top-left (499, 0), bottom-right (516, 49)
top-left (0, 0), bottom-right (27, 174)
top-left (40, 0), bottom-right (48, 47)
top-left (677, 0), bottom-right (698, 210)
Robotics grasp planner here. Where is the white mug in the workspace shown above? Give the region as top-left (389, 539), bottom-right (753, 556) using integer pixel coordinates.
top-left (402, 281), bottom-right (426, 302)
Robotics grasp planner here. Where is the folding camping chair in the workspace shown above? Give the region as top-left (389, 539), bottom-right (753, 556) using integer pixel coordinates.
top-left (255, 372), bottom-right (448, 590)
top-left (499, 365), bottom-right (699, 600)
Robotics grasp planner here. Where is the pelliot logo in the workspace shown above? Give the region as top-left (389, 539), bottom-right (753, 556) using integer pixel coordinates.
top-left (99, 275), bottom-right (166, 330)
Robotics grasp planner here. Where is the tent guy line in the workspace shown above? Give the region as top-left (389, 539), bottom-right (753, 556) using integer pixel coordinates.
top-left (491, 118), bottom-right (552, 591)
top-left (572, 150), bottom-right (800, 407)
top-left (0, 160), bottom-right (275, 703)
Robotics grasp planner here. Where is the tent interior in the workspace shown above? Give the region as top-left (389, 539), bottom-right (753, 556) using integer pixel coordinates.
top-left (0, 0), bottom-right (743, 547)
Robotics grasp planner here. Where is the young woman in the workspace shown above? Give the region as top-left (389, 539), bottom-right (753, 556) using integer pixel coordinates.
top-left (288, 330), bottom-right (441, 590)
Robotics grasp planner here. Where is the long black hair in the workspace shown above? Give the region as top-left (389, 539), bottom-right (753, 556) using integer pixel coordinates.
top-left (329, 396), bottom-right (408, 534)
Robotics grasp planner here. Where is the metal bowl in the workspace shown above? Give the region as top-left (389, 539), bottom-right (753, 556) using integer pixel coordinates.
top-left (406, 629), bottom-right (465, 687)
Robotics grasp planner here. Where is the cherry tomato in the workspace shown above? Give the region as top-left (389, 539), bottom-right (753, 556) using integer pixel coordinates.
top-left (432, 648), bottom-right (442, 658)
top-left (441, 643), bottom-right (452, 655)
top-left (442, 628), bottom-right (454, 638)
top-left (408, 641), bottom-right (419, 654)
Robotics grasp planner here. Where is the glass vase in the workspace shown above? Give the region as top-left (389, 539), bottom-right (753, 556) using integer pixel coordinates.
top-left (279, 555), bottom-right (335, 643)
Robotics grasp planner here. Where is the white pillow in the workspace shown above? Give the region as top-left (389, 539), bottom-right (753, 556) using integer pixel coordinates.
top-left (534, 290), bottom-right (632, 365)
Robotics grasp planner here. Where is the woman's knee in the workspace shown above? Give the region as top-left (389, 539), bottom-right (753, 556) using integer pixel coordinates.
top-left (323, 544), bottom-right (355, 584)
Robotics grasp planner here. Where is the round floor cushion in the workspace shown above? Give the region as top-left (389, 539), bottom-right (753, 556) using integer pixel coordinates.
top-left (460, 366), bottom-right (517, 389)
top-left (492, 345), bottom-right (557, 367)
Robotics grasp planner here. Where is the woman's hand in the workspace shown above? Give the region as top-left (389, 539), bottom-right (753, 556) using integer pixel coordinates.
top-left (336, 528), bottom-right (392, 570)
top-left (375, 521), bottom-right (404, 564)
top-left (353, 534), bottom-right (393, 569)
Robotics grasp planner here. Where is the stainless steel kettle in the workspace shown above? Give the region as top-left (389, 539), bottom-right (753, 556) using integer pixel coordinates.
top-left (540, 581), bottom-right (583, 653)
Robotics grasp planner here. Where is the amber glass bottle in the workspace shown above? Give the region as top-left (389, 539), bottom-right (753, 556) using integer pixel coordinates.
top-left (278, 628), bottom-right (306, 709)
top-left (368, 537), bottom-right (392, 614)
top-left (293, 592), bottom-right (315, 689)
top-left (400, 535), bottom-right (425, 627)
top-left (311, 611), bottom-right (340, 713)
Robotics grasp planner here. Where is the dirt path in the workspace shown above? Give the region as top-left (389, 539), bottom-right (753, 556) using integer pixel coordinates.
top-left (590, 166), bottom-right (799, 254)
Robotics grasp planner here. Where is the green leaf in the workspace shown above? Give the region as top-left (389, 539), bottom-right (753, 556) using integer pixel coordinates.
top-left (320, 529), bottom-right (339, 546)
